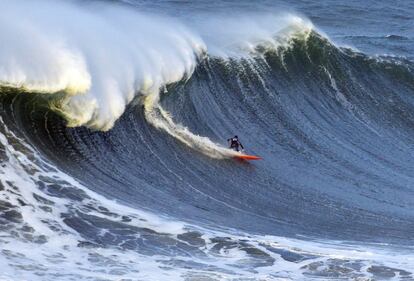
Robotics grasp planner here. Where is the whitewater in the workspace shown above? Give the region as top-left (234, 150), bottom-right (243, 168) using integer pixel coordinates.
top-left (1, 0), bottom-right (414, 280)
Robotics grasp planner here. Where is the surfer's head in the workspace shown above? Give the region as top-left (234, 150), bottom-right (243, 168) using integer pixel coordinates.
top-left (234, 135), bottom-right (238, 138)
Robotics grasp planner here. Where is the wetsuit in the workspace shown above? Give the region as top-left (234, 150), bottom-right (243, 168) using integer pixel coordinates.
top-left (228, 137), bottom-right (244, 152)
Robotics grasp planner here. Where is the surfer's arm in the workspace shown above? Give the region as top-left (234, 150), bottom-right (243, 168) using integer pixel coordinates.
top-left (239, 142), bottom-right (244, 149)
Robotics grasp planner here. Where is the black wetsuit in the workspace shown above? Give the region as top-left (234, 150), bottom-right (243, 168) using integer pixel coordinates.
top-left (228, 137), bottom-right (244, 152)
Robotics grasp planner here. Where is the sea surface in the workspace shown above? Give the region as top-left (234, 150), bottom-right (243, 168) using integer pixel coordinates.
top-left (0, 0), bottom-right (414, 280)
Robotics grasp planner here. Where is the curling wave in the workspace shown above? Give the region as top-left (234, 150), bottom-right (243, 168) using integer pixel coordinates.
top-left (1, 0), bottom-right (414, 280)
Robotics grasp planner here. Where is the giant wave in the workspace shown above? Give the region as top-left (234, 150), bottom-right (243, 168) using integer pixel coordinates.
top-left (1, 0), bottom-right (414, 280)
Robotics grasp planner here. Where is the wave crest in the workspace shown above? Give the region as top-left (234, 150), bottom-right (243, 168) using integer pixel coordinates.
top-left (0, 0), bottom-right (313, 134)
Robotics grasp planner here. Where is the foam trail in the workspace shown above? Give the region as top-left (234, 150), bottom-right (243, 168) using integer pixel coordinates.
top-left (144, 96), bottom-right (239, 159)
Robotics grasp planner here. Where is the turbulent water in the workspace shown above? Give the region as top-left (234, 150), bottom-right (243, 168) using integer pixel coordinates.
top-left (1, 0), bottom-right (414, 280)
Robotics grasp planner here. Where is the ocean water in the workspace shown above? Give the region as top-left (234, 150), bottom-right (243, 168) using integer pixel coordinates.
top-left (1, 0), bottom-right (414, 280)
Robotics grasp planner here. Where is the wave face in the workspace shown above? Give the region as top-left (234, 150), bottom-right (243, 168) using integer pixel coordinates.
top-left (1, 0), bottom-right (414, 280)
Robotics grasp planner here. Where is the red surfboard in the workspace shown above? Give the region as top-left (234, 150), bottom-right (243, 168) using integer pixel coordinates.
top-left (234, 154), bottom-right (262, 160)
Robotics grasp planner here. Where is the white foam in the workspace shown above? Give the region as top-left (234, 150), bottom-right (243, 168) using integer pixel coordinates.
top-left (0, 0), bottom-right (312, 132)
top-left (0, 0), bottom-right (205, 130)
top-left (192, 13), bottom-right (313, 58)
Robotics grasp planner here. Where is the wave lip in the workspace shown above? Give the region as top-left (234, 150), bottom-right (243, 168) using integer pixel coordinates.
top-left (0, 0), bottom-right (205, 130)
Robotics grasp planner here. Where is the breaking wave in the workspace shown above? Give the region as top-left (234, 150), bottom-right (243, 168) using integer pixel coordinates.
top-left (1, 0), bottom-right (414, 280)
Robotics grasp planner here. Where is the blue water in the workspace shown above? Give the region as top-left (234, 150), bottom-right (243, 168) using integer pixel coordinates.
top-left (0, 0), bottom-right (413, 280)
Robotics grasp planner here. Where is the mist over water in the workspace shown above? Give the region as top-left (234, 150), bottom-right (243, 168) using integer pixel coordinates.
top-left (0, 0), bottom-right (205, 130)
top-left (0, 0), bottom-right (310, 132)
top-left (1, 0), bottom-right (414, 280)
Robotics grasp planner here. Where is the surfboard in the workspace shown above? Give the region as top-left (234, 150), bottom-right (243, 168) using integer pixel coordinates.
top-left (234, 154), bottom-right (262, 160)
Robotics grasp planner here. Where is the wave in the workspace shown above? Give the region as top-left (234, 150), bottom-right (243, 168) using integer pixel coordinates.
top-left (0, 0), bottom-right (309, 130)
top-left (0, 0), bottom-right (317, 158)
top-left (3, 23), bottom-right (414, 237)
top-left (1, 0), bottom-right (414, 280)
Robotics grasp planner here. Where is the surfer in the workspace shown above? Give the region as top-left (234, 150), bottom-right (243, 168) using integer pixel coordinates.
top-left (227, 135), bottom-right (244, 152)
